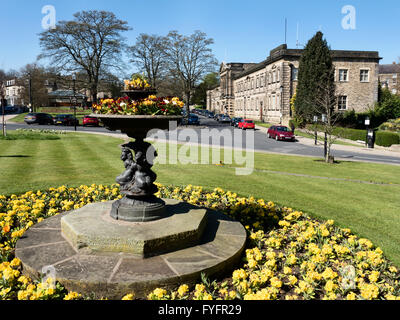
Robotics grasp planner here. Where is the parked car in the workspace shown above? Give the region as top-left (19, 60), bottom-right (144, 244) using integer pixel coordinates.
top-left (54, 114), bottom-right (79, 126)
top-left (267, 125), bottom-right (295, 141)
top-left (231, 117), bottom-right (243, 127)
top-left (24, 113), bottom-right (54, 125)
top-left (181, 113), bottom-right (200, 125)
top-left (219, 114), bottom-right (231, 123)
top-left (207, 111), bottom-right (214, 118)
top-left (214, 113), bottom-right (222, 120)
top-left (187, 113), bottom-right (200, 125)
top-left (83, 115), bottom-right (100, 127)
top-left (238, 119), bottom-right (255, 130)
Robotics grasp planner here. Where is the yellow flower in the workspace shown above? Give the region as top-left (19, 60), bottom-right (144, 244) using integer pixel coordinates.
top-left (389, 266), bottom-right (398, 273)
top-left (359, 283), bottom-right (379, 300)
top-left (270, 277), bottom-right (282, 288)
top-left (177, 284), bottom-right (189, 297)
top-left (368, 271), bottom-right (380, 283)
top-left (283, 266), bottom-right (292, 275)
top-left (121, 293), bottom-right (135, 300)
top-left (10, 258), bottom-right (21, 267)
top-left (228, 290), bottom-right (237, 299)
top-left (321, 267), bottom-right (338, 280)
top-left (324, 280), bottom-right (338, 293)
top-left (150, 288), bottom-right (167, 299)
top-left (232, 269), bottom-right (247, 281)
top-left (346, 292), bottom-right (357, 300)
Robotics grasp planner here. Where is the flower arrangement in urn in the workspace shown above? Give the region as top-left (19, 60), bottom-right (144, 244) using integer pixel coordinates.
top-left (93, 75), bottom-right (185, 116)
top-left (123, 74), bottom-right (152, 90)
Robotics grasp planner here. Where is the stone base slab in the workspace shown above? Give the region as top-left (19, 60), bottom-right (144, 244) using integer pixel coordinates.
top-left (61, 200), bottom-right (208, 257)
top-left (15, 201), bottom-right (247, 299)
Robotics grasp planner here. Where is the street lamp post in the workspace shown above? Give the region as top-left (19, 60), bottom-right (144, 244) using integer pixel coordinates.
top-left (28, 73), bottom-right (33, 113)
top-left (313, 115), bottom-right (318, 145)
top-left (1, 82), bottom-right (5, 137)
top-left (322, 113), bottom-right (327, 158)
top-left (365, 116), bottom-right (370, 147)
top-left (72, 73), bottom-right (77, 132)
top-left (279, 86), bottom-right (283, 124)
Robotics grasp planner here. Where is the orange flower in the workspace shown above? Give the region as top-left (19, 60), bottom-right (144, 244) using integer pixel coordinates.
top-left (2, 225), bottom-right (10, 233)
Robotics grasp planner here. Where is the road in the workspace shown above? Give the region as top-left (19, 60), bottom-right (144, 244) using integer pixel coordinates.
top-left (6, 115), bottom-right (400, 166)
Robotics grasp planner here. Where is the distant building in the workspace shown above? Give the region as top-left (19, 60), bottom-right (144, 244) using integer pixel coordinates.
top-left (207, 44), bottom-right (381, 125)
top-left (379, 63), bottom-right (400, 95)
top-left (48, 90), bottom-right (86, 107)
top-left (4, 79), bottom-right (24, 106)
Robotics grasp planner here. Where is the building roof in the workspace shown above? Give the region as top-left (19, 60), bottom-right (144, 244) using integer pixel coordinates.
top-left (379, 64), bottom-right (400, 74)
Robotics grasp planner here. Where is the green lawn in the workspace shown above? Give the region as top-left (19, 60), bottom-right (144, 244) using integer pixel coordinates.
top-left (1, 131), bottom-right (400, 266)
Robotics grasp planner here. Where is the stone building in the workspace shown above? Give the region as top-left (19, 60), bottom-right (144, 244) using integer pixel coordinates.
top-left (207, 44), bottom-right (381, 125)
top-left (379, 63), bottom-right (400, 95)
top-left (4, 79), bottom-right (24, 107)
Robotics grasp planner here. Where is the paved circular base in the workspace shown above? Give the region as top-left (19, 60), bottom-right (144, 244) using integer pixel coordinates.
top-left (15, 201), bottom-right (247, 299)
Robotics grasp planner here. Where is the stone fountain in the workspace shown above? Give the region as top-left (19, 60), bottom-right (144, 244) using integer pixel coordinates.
top-left (15, 88), bottom-right (246, 299)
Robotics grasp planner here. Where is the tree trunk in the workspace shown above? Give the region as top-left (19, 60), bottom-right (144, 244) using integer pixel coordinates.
top-left (185, 90), bottom-right (191, 121)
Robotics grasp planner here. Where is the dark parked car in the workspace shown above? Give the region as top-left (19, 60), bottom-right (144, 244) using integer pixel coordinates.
top-left (24, 113), bottom-right (54, 125)
top-left (231, 117), bottom-right (243, 127)
top-left (54, 114), bottom-right (79, 126)
top-left (207, 111), bottom-right (214, 118)
top-left (188, 113), bottom-right (200, 125)
top-left (267, 125), bottom-right (295, 141)
top-left (182, 113), bottom-right (200, 125)
top-left (219, 114), bottom-right (231, 123)
top-left (83, 115), bottom-right (100, 127)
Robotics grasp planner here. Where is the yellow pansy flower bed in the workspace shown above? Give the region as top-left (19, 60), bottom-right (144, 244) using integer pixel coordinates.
top-left (0, 184), bottom-right (399, 300)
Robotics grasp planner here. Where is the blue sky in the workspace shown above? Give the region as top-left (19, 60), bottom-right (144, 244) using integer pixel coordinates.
top-left (1, 0), bottom-right (399, 74)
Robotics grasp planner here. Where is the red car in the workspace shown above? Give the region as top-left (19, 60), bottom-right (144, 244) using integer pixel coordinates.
top-left (83, 115), bottom-right (100, 127)
top-left (267, 125), bottom-right (295, 141)
top-left (238, 119), bottom-right (255, 130)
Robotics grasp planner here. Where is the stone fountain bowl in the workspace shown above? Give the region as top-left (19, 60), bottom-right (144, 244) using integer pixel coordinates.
top-left (90, 114), bottom-right (182, 137)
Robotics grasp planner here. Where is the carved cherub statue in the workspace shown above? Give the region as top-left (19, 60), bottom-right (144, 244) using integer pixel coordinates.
top-left (116, 147), bottom-right (136, 187)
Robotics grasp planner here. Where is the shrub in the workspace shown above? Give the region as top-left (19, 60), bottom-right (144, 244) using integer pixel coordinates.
top-left (375, 131), bottom-right (400, 147)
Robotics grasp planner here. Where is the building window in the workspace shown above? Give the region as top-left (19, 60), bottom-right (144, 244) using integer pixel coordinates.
top-left (339, 69), bottom-right (349, 82)
top-left (273, 71), bottom-right (276, 83)
top-left (338, 96), bottom-right (347, 110)
top-left (277, 69), bottom-right (280, 82)
top-left (360, 69), bottom-right (369, 82)
top-left (291, 68), bottom-right (298, 81)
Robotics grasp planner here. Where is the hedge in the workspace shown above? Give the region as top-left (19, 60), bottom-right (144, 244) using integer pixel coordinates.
top-left (305, 125), bottom-right (400, 147)
top-left (375, 131), bottom-right (400, 147)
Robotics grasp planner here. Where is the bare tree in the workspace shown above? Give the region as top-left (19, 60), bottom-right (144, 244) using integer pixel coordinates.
top-left (128, 34), bottom-right (168, 89)
top-left (38, 10), bottom-right (130, 104)
top-left (19, 63), bottom-right (51, 110)
top-left (301, 70), bottom-right (342, 163)
top-left (163, 30), bottom-right (218, 112)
